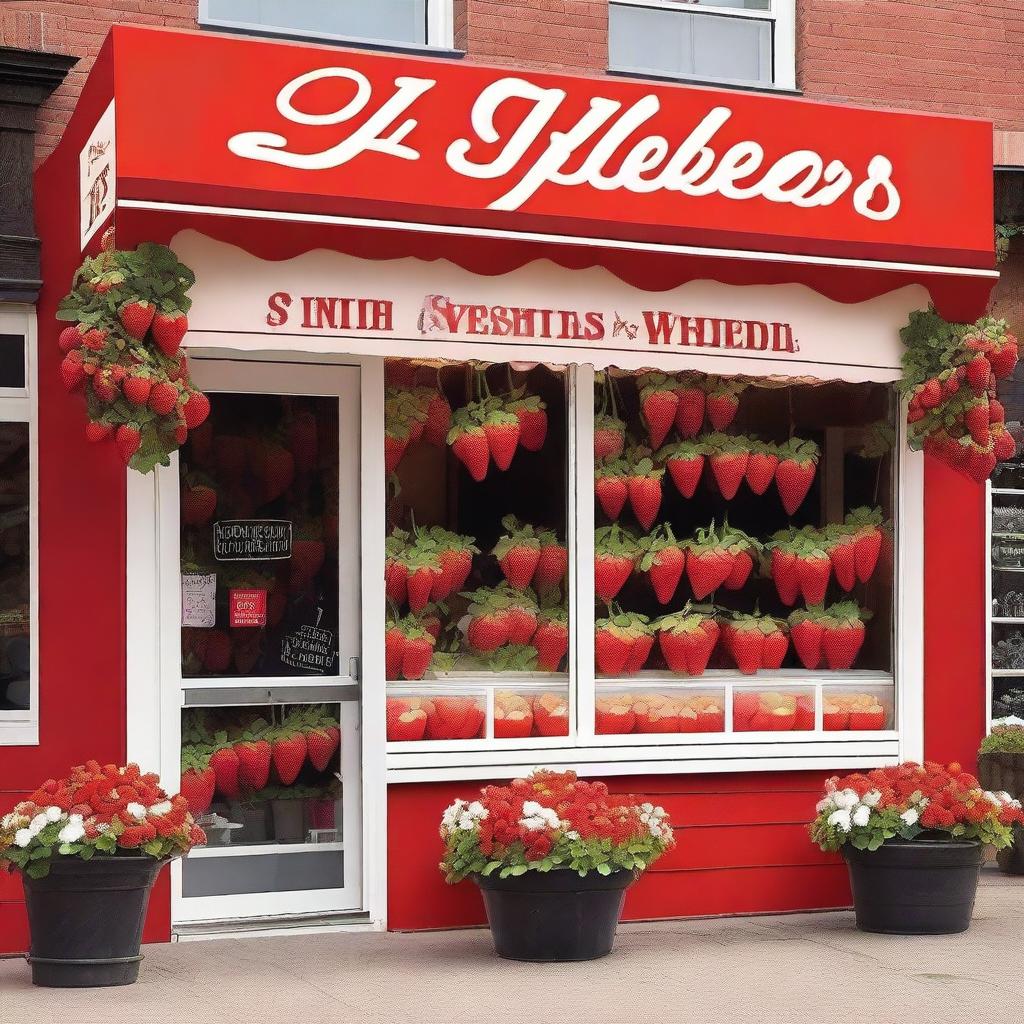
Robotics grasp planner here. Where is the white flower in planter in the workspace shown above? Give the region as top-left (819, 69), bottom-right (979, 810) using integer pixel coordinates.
top-left (900, 808), bottom-right (919, 827)
top-left (827, 808), bottom-right (853, 832)
top-left (852, 805), bottom-right (871, 828)
top-left (126, 803), bottom-right (147, 820)
top-left (28, 813), bottom-right (48, 837)
top-left (149, 801), bottom-right (173, 816)
top-left (14, 828), bottom-right (32, 848)
top-left (58, 818), bottom-right (86, 845)
top-left (861, 790), bottom-right (882, 807)
top-left (45, 806), bottom-right (63, 823)
top-left (832, 789), bottom-right (860, 810)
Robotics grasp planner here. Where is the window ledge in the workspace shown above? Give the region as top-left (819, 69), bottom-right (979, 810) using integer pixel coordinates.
top-left (199, 20), bottom-right (464, 61)
top-left (0, 718), bottom-right (37, 747)
top-left (606, 66), bottom-right (802, 98)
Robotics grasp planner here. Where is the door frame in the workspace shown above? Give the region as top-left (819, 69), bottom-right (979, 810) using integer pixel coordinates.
top-left (126, 349), bottom-right (388, 931)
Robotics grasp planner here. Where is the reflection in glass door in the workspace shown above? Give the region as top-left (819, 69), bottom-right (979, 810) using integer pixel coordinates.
top-left (163, 361), bottom-right (362, 925)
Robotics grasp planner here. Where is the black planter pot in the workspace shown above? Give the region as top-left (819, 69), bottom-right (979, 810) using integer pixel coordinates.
top-left (842, 838), bottom-right (982, 934)
top-left (473, 868), bottom-right (636, 961)
top-left (22, 855), bottom-right (168, 987)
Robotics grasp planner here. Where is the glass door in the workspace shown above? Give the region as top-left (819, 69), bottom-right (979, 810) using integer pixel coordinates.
top-left (162, 359), bottom-right (362, 925)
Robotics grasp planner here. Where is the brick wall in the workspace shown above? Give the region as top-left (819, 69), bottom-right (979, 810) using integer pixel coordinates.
top-left (5, 1), bottom-right (1024, 163)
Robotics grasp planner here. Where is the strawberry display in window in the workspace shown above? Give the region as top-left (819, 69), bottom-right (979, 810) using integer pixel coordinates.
top-left (705, 432), bottom-right (751, 500)
top-left (684, 521), bottom-right (735, 599)
top-left (533, 608), bottom-right (569, 672)
top-left (506, 394), bottom-right (548, 452)
top-left (386, 697), bottom-right (429, 742)
top-left (179, 746), bottom-right (216, 816)
top-left (533, 692), bottom-right (569, 736)
top-left (745, 439), bottom-right (780, 495)
top-left (637, 372), bottom-right (679, 449)
top-left (492, 516), bottom-right (542, 588)
top-left (820, 601), bottom-right (869, 670)
top-left (595, 613), bottom-right (642, 676)
top-left (594, 412), bottom-right (626, 461)
top-left (595, 694), bottom-right (636, 734)
top-left (734, 691), bottom-right (814, 732)
top-left (774, 438), bottom-right (820, 515)
top-left (673, 373), bottom-right (705, 438)
top-left (634, 693), bottom-right (680, 733)
top-left (721, 612), bottom-right (789, 675)
top-left (704, 377), bottom-right (747, 431)
top-left (533, 530), bottom-right (568, 593)
top-left (595, 459), bottom-right (629, 520)
top-left (494, 691), bottom-right (534, 738)
top-left (621, 613), bottom-right (655, 675)
top-left (720, 522), bottom-right (760, 590)
top-left (638, 524), bottom-right (686, 605)
top-left (654, 608), bottom-right (720, 676)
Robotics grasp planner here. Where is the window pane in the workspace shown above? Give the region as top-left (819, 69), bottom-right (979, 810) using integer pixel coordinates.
top-left (610, 5), bottom-right (773, 86)
top-left (178, 393), bottom-right (341, 679)
top-left (593, 371), bottom-right (896, 736)
top-left (383, 358), bottom-right (570, 743)
top-left (205, 0), bottom-right (428, 45)
top-left (0, 423), bottom-right (30, 711)
top-left (0, 336), bottom-right (26, 389)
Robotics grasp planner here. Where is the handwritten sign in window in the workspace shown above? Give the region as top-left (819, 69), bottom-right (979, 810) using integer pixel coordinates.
top-left (213, 520), bottom-right (292, 561)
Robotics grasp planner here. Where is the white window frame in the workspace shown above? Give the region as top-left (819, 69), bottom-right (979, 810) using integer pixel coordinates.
top-left (0, 306), bottom-right (38, 746)
top-left (198, 0), bottom-right (455, 52)
top-left (608, 0), bottom-right (797, 92)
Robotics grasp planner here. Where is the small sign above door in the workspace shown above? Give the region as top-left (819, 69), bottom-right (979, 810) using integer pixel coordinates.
top-left (213, 520), bottom-right (293, 561)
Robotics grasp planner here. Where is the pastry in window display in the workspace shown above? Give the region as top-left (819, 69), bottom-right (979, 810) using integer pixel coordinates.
top-left (494, 692), bottom-right (534, 739)
top-left (734, 691), bottom-right (814, 732)
top-left (822, 694), bottom-right (888, 731)
top-left (533, 691), bottom-right (569, 736)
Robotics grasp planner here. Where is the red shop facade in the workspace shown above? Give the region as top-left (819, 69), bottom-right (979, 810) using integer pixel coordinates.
top-left (0, 24), bottom-right (998, 943)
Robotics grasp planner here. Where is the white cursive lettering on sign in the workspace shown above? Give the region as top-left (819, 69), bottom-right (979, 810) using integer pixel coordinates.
top-left (228, 68), bottom-right (901, 222)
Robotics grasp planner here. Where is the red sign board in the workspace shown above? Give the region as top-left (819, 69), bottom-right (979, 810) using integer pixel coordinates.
top-left (104, 26), bottom-right (993, 269)
top-left (229, 588), bottom-right (267, 629)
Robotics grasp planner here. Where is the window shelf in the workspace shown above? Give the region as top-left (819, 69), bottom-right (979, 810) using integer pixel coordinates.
top-left (189, 841), bottom-right (344, 859)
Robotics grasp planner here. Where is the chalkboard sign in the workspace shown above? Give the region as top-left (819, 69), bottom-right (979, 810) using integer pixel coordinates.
top-left (213, 520), bottom-right (292, 561)
top-left (281, 624), bottom-right (338, 673)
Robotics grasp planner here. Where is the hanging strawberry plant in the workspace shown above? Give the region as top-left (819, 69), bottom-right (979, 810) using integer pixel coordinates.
top-left (56, 242), bottom-right (210, 473)
top-left (900, 307), bottom-right (1018, 482)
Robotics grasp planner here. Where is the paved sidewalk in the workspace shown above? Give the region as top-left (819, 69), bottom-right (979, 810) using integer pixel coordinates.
top-left (1, 867), bottom-right (1021, 1023)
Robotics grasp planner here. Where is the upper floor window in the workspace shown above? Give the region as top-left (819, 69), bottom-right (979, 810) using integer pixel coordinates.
top-left (609, 0), bottom-right (796, 91)
top-left (200, 0), bottom-right (454, 50)
top-left (0, 311), bottom-right (36, 746)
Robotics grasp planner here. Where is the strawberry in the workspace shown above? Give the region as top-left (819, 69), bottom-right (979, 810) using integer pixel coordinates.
top-left (182, 391), bottom-right (211, 429)
top-left (993, 424), bottom-right (1017, 462)
top-left (533, 693), bottom-right (568, 737)
top-left (122, 374), bottom-right (151, 406)
top-left (57, 324), bottom-right (84, 352)
top-left (493, 516), bottom-right (542, 589)
top-left (846, 507), bottom-right (884, 583)
top-left (494, 693), bottom-right (535, 739)
top-left (81, 328), bottom-right (108, 352)
top-left (656, 610), bottom-right (719, 676)
top-left (725, 614), bottom-right (767, 675)
top-left (662, 440), bottom-right (704, 498)
top-left (271, 729), bottom-right (308, 786)
top-left (745, 444), bottom-right (779, 495)
top-left (91, 370), bottom-right (118, 403)
top-left (705, 378), bottom-right (746, 430)
top-left (774, 439), bottom-right (819, 516)
top-left (988, 339), bottom-right (1018, 380)
top-left (685, 522), bottom-right (735, 600)
top-left (151, 310), bottom-right (189, 357)
top-left (120, 822), bottom-right (158, 849)
top-left (482, 409), bottom-right (520, 471)
top-left (594, 524), bottom-right (638, 602)
top-left (209, 741), bottom-right (241, 799)
top-left (406, 561), bottom-right (438, 613)
top-left (622, 630), bottom-right (654, 675)
top-left (426, 696), bottom-right (480, 740)
top-left (794, 695), bottom-right (815, 731)
top-left (115, 424), bottom-right (141, 463)
top-left (401, 629), bottom-right (435, 680)
top-left (449, 423), bottom-right (489, 481)
top-left (422, 391), bottom-right (453, 446)
top-left (762, 627), bottom-right (789, 670)
top-left (436, 535), bottom-right (477, 595)
top-left (965, 353), bottom-right (991, 393)
top-left (849, 703), bottom-right (886, 730)
top-left (182, 481), bottom-right (217, 526)
top-left (534, 533), bottom-right (568, 593)
top-left (385, 426), bottom-right (409, 475)
top-left (823, 702), bottom-right (849, 731)
top-left (964, 398), bottom-right (991, 447)
top-left (657, 627), bottom-right (689, 674)
top-left (386, 699), bottom-right (428, 742)
top-left (508, 395), bottom-right (548, 452)
top-left (723, 550), bottom-right (753, 590)
top-left (674, 376), bottom-right (705, 438)
top-left (261, 444), bottom-right (295, 503)
top-left (788, 609), bottom-right (824, 670)
top-left (235, 735), bottom-right (272, 790)
top-left (60, 351), bottom-right (86, 391)
top-left (179, 764), bottom-right (215, 816)
top-left (595, 463), bottom-right (629, 520)
top-left (638, 373), bottom-right (679, 449)
top-left (306, 720), bottom-right (340, 770)
top-left (594, 413), bottom-right (626, 461)
top-left (639, 524), bottom-right (685, 605)
top-left (820, 602), bottom-right (866, 670)
top-left (829, 534), bottom-right (857, 592)
top-left (385, 624), bottom-right (406, 680)
top-left (705, 433), bottom-right (750, 500)
top-left (385, 560), bottom-right (409, 605)
top-left (770, 543), bottom-right (800, 606)
top-left (506, 606), bottom-right (538, 645)
top-left (291, 537), bottom-right (326, 583)
top-left (85, 420), bottom-right (112, 443)
top-left (533, 614), bottom-right (569, 671)
top-left (797, 549), bottom-right (832, 605)
top-left (148, 380), bottom-right (180, 415)
top-left (915, 378), bottom-right (942, 410)
top-left (732, 691), bottom-right (761, 730)
top-left (625, 456), bottom-right (663, 531)
top-left (595, 615), bottom-right (636, 676)
top-left (595, 696), bottom-right (636, 735)
top-left (119, 299), bottom-right (155, 340)
top-left (467, 604), bottom-right (511, 653)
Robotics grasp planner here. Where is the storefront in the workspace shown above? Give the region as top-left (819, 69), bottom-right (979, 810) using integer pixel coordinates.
top-left (11, 24), bottom-right (998, 942)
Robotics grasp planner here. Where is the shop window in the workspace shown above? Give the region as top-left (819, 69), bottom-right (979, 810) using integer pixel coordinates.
top-left (178, 393), bottom-right (342, 680)
top-left (593, 370), bottom-right (896, 738)
top-left (199, 0), bottom-right (454, 50)
top-left (0, 318), bottom-right (34, 744)
top-left (608, 0), bottom-right (796, 91)
top-left (384, 359), bottom-right (570, 744)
